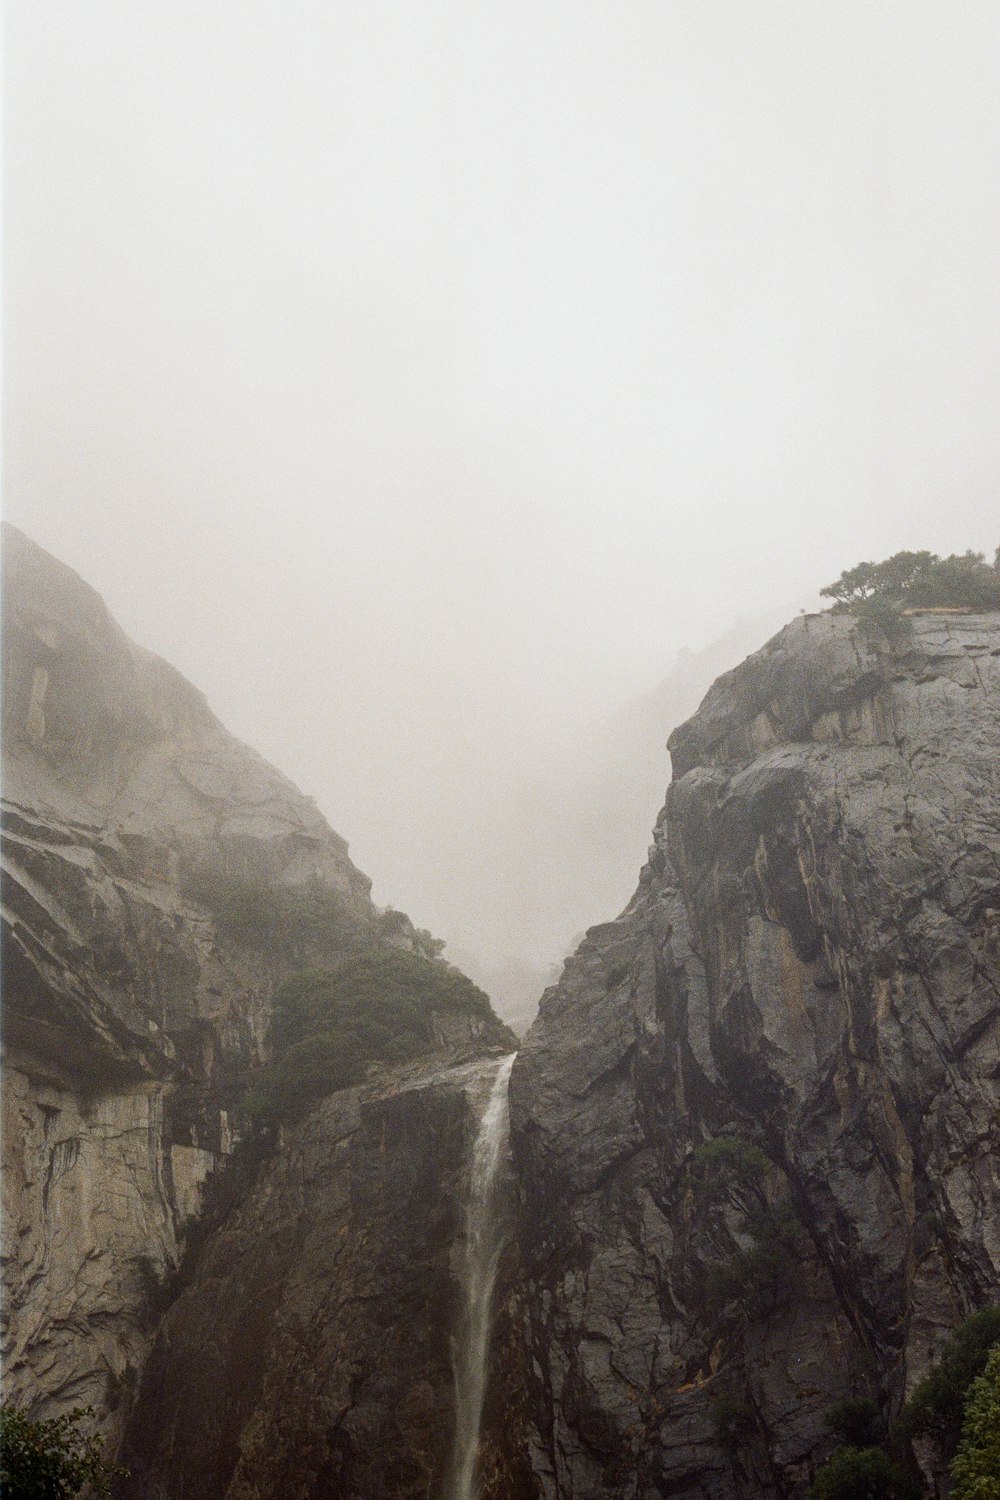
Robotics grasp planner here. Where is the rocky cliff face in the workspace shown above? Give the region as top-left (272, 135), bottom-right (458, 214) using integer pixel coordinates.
top-left (118, 1051), bottom-right (516, 1500)
top-left (511, 611), bottom-right (1000, 1498)
top-left (0, 525), bottom-right (506, 1448)
top-left (7, 527), bottom-right (999, 1500)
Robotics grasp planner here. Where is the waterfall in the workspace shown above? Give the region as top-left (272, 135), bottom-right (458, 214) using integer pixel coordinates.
top-left (445, 1051), bottom-right (517, 1500)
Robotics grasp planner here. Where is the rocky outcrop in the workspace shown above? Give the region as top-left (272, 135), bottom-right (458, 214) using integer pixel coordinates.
top-left (510, 611), bottom-right (1000, 1498)
top-left (0, 525), bottom-right (506, 1444)
top-left (118, 1052), bottom-right (514, 1500)
top-left (1, 521), bottom-right (375, 1082)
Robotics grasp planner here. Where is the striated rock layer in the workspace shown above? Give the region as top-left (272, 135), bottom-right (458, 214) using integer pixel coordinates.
top-left (0, 525), bottom-right (507, 1447)
top-left (510, 611), bottom-right (1000, 1499)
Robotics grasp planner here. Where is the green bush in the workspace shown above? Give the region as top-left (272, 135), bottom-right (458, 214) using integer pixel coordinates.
top-left (694, 1137), bottom-right (804, 1320)
top-left (182, 865), bottom-right (364, 959)
top-left (950, 1343), bottom-right (1000, 1500)
top-left (703, 1215), bottom-right (801, 1319)
top-left (0, 1405), bottom-right (122, 1498)
top-left (413, 927), bottom-right (446, 959)
top-left (692, 1135), bottom-right (769, 1191)
top-left (377, 907), bottom-right (413, 938)
top-left (897, 1307), bottom-right (1000, 1454)
top-left (822, 548), bottom-right (1000, 614)
top-left (854, 593), bottom-right (913, 645)
top-left (376, 907), bottom-right (446, 958)
top-left (246, 950), bottom-right (512, 1124)
top-left (824, 1396), bottom-right (883, 1449)
top-left (808, 1446), bottom-right (919, 1500)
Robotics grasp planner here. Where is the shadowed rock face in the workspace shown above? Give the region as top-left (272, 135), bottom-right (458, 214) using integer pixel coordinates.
top-left (510, 611), bottom-right (1000, 1500)
top-left (118, 1054), bottom-right (500, 1500)
top-left (0, 525), bottom-right (509, 1444)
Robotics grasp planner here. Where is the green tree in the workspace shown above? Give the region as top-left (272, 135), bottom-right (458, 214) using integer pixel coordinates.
top-left (691, 1134), bottom-right (769, 1192)
top-left (245, 949), bottom-right (514, 1124)
top-left (824, 1396), bottom-right (883, 1450)
top-left (808, 1446), bottom-right (919, 1500)
top-left (692, 1135), bottom-right (804, 1319)
top-left (911, 551), bottom-right (1000, 609)
top-left (821, 560), bottom-right (881, 606)
top-left (181, 864), bottom-right (367, 961)
top-left (822, 548), bottom-right (1000, 613)
top-left (950, 1343), bottom-right (1000, 1500)
top-left (0, 1405), bottom-right (121, 1498)
top-left (897, 1307), bottom-right (1000, 1455)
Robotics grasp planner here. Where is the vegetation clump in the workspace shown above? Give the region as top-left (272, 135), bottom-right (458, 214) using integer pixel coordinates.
top-left (950, 1342), bottom-right (1000, 1500)
top-left (807, 1308), bottom-right (1000, 1500)
top-left (691, 1134), bottom-right (769, 1191)
top-left (182, 863), bottom-right (366, 960)
top-left (896, 1306), bottom-right (1000, 1456)
top-left (377, 906), bottom-right (445, 958)
top-left (0, 1404), bottom-right (122, 1498)
top-left (821, 547), bottom-right (1000, 618)
top-left (703, 1200), bottom-right (804, 1317)
top-left (808, 1446), bottom-right (919, 1500)
top-left (824, 1396), bottom-right (884, 1450)
top-left (246, 949), bottom-right (509, 1124)
top-left (692, 1134), bottom-right (804, 1319)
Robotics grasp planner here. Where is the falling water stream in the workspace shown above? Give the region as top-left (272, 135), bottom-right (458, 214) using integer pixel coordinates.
top-left (444, 1051), bottom-right (517, 1500)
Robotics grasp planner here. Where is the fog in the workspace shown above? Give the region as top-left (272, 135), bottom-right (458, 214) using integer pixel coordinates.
top-left (4, 3), bottom-right (1000, 1017)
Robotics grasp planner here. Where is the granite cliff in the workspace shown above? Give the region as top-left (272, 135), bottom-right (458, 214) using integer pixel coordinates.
top-left (0, 524), bottom-right (510, 1460)
top-left (511, 609), bottom-right (1000, 1498)
top-left (4, 526), bottom-right (999, 1500)
top-left (117, 1051), bottom-right (521, 1500)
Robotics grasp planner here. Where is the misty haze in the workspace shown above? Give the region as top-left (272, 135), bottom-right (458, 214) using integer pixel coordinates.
top-left (3, 5), bottom-right (1000, 1500)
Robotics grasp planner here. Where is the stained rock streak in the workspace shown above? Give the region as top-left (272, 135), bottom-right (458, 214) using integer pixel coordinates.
top-left (510, 610), bottom-right (1000, 1499)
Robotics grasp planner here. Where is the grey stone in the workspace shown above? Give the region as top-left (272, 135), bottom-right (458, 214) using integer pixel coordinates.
top-left (511, 609), bottom-right (1000, 1498)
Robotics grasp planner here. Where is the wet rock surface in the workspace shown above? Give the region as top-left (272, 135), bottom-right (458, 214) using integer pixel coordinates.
top-left (6, 526), bottom-right (999, 1500)
top-left (119, 1053), bottom-right (509, 1500)
top-left (510, 611), bottom-right (1000, 1499)
top-left (1, 526), bottom-right (505, 1441)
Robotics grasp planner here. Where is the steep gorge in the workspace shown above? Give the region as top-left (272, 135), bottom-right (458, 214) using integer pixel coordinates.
top-left (2, 527), bottom-right (999, 1500)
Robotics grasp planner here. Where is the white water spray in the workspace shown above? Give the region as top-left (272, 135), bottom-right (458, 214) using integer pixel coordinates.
top-left (445, 1052), bottom-right (517, 1500)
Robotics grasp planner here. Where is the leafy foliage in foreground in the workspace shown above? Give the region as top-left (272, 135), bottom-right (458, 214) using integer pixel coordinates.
top-left (246, 949), bottom-right (511, 1123)
top-left (896, 1306), bottom-right (1000, 1455)
top-left (0, 1404), bottom-right (121, 1498)
top-left (808, 1446), bottom-right (919, 1500)
top-left (822, 548), bottom-right (1000, 615)
top-left (707, 1302), bottom-right (1000, 1483)
top-left (804, 1308), bottom-right (1000, 1499)
top-left (950, 1343), bottom-right (1000, 1500)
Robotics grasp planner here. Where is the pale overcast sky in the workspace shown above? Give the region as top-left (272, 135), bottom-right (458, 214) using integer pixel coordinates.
top-left (4, 2), bottom-right (1000, 983)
